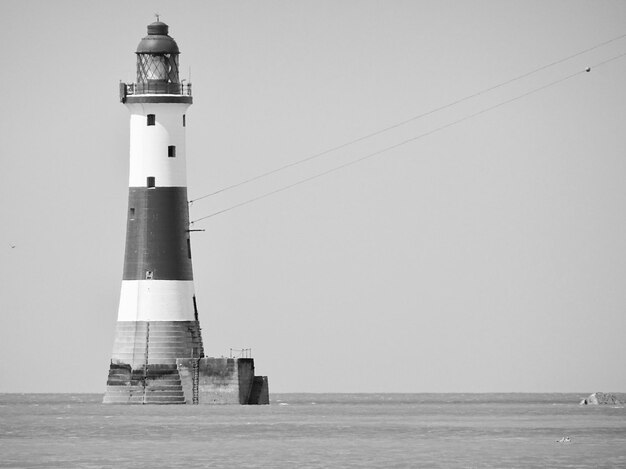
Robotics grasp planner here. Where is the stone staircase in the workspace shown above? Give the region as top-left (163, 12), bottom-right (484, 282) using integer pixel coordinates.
top-left (103, 320), bottom-right (203, 404)
top-left (103, 364), bottom-right (145, 404)
top-left (143, 364), bottom-right (186, 404)
top-left (103, 363), bottom-right (186, 404)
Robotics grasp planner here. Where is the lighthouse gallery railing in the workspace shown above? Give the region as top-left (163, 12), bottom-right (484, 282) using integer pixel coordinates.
top-left (120, 82), bottom-right (192, 102)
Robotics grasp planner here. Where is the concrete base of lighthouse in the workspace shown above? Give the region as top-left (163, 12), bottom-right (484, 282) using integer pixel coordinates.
top-left (177, 358), bottom-right (269, 405)
top-left (103, 357), bottom-right (269, 405)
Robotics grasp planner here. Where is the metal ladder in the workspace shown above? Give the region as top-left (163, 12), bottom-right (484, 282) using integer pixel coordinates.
top-left (192, 358), bottom-right (199, 404)
top-left (142, 322), bottom-right (150, 404)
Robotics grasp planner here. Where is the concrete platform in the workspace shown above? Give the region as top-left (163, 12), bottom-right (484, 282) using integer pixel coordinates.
top-left (177, 357), bottom-right (269, 405)
top-left (103, 358), bottom-right (269, 405)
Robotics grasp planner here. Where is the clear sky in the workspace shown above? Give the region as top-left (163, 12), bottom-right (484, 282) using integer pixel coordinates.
top-left (1, 0), bottom-right (625, 393)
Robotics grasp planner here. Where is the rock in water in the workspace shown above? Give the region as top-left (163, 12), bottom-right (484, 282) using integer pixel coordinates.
top-left (579, 392), bottom-right (622, 405)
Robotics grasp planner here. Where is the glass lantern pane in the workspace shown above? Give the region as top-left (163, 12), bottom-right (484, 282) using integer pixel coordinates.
top-left (167, 55), bottom-right (180, 83)
top-left (148, 55), bottom-right (168, 80)
top-left (137, 54), bottom-right (180, 83)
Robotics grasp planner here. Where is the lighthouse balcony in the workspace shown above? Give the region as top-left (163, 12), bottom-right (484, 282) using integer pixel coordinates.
top-left (120, 82), bottom-right (192, 103)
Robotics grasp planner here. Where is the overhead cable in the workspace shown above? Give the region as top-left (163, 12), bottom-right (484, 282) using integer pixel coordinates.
top-left (188, 32), bottom-right (626, 205)
top-left (190, 53), bottom-right (626, 225)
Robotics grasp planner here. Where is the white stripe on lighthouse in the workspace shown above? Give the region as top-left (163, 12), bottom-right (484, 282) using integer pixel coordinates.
top-left (117, 280), bottom-right (197, 321)
top-left (127, 102), bottom-right (190, 187)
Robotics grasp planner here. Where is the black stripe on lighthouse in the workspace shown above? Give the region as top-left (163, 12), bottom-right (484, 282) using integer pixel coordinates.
top-left (123, 186), bottom-right (193, 280)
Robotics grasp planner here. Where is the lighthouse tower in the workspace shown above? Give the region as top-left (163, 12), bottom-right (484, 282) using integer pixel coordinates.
top-left (104, 20), bottom-right (269, 405)
top-left (103, 21), bottom-right (203, 404)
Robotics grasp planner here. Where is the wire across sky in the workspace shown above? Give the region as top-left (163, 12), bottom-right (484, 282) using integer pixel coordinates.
top-left (189, 34), bottom-right (626, 225)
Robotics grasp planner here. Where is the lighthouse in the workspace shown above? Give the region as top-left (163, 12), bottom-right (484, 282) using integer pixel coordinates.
top-left (104, 21), bottom-right (268, 405)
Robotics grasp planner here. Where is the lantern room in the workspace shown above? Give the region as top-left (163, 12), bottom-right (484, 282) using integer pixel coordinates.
top-left (120, 20), bottom-right (192, 100)
top-left (136, 21), bottom-right (180, 84)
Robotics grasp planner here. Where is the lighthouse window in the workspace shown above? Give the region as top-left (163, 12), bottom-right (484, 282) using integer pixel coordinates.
top-left (168, 145), bottom-right (176, 158)
top-left (193, 295), bottom-right (198, 321)
top-left (147, 176), bottom-right (155, 188)
top-left (147, 114), bottom-right (155, 126)
top-left (183, 114), bottom-right (186, 127)
top-left (129, 207), bottom-right (135, 219)
top-left (187, 238), bottom-right (192, 259)
top-left (145, 270), bottom-right (154, 280)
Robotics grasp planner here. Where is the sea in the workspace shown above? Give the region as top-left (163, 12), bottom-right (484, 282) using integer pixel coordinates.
top-left (0, 393), bottom-right (624, 468)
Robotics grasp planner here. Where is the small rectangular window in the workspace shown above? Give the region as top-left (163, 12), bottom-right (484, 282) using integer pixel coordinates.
top-left (147, 114), bottom-right (155, 126)
top-left (193, 295), bottom-right (198, 321)
top-left (147, 176), bottom-right (155, 188)
top-left (187, 238), bottom-right (192, 259)
top-left (168, 145), bottom-right (176, 158)
top-left (145, 270), bottom-right (154, 280)
top-left (129, 207), bottom-right (135, 219)
top-left (183, 114), bottom-right (186, 127)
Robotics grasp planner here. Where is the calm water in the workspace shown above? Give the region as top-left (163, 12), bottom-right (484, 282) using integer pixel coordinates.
top-left (0, 393), bottom-right (625, 468)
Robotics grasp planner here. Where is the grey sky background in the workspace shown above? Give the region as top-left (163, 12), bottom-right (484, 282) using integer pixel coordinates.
top-left (1, 0), bottom-right (625, 393)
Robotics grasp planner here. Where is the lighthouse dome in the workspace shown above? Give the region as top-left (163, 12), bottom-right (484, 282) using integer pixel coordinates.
top-left (136, 21), bottom-right (180, 54)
